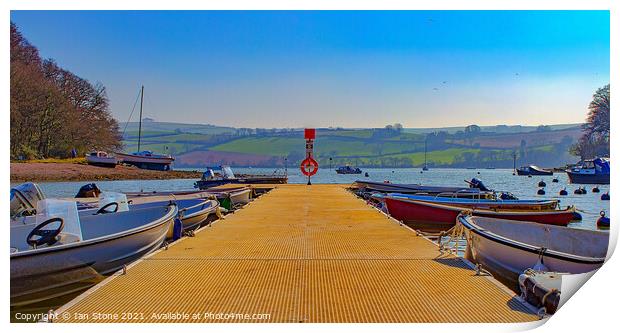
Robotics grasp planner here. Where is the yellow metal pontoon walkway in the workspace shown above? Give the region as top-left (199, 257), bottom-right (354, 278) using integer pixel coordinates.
top-left (56, 184), bottom-right (537, 323)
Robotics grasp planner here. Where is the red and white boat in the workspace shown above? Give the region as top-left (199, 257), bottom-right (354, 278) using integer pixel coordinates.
top-left (384, 195), bottom-right (576, 232)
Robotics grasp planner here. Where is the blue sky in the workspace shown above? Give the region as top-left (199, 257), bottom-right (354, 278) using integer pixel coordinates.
top-left (10, 11), bottom-right (610, 128)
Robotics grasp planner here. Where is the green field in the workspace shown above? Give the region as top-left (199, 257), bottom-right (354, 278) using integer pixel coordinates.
top-left (120, 122), bottom-right (581, 168)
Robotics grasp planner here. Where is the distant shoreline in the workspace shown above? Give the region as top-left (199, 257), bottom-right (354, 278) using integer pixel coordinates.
top-left (10, 162), bottom-right (203, 183)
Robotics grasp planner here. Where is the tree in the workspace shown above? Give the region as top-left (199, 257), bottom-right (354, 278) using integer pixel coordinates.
top-left (10, 23), bottom-right (121, 159)
top-left (464, 124), bottom-right (481, 135)
top-left (571, 84), bottom-right (610, 159)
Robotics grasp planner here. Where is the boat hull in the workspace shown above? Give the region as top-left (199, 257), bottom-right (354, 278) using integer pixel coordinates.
top-left (116, 152), bottom-right (174, 171)
top-left (387, 194), bottom-right (558, 211)
top-left (384, 197), bottom-right (574, 232)
top-left (10, 207), bottom-right (175, 307)
top-left (459, 216), bottom-right (607, 292)
top-left (85, 156), bottom-right (117, 168)
top-left (353, 180), bottom-right (493, 198)
top-left (516, 167), bottom-right (553, 176)
top-left (194, 177), bottom-right (287, 189)
top-left (206, 188), bottom-right (252, 210)
top-left (566, 171), bottom-right (610, 184)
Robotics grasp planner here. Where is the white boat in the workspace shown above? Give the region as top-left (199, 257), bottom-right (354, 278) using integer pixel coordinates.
top-left (85, 151), bottom-right (117, 168)
top-left (10, 203), bottom-right (177, 307)
top-left (457, 214), bottom-right (608, 291)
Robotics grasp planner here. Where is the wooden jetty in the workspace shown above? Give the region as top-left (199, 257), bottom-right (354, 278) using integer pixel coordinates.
top-left (54, 184), bottom-right (537, 323)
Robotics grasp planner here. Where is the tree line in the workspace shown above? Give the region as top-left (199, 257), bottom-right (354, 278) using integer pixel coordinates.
top-left (10, 23), bottom-right (121, 160)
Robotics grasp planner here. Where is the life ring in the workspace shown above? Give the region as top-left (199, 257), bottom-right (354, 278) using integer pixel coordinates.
top-left (300, 157), bottom-right (319, 176)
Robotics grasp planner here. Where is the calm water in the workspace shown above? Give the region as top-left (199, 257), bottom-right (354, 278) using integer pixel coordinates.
top-left (13, 167), bottom-right (610, 231)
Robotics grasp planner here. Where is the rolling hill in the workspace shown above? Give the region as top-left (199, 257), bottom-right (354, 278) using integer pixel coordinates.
top-left (120, 122), bottom-right (583, 168)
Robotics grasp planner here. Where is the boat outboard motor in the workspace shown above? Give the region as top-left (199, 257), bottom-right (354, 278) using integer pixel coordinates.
top-left (468, 178), bottom-right (490, 192)
top-left (202, 168), bottom-right (216, 181)
top-left (10, 182), bottom-right (45, 218)
top-left (499, 192), bottom-right (518, 200)
top-left (75, 183), bottom-right (101, 198)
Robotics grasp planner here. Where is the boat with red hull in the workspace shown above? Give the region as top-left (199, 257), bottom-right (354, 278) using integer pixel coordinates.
top-left (384, 196), bottom-right (575, 233)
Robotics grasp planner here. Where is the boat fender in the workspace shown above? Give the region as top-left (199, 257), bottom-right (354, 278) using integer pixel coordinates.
top-left (597, 211), bottom-right (610, 228)
top-left (601, 192), bottom-right (610, 200)
top-left (552, 178), bottom-right (559, 183)
top-left (537, 189), bottom-right (545, 195)
top-left (172, 217), bottom-right (183, 241)
top-left (538, 180), bottom-right (546, 187)
top-left (592, 186), bottom-right (600, 193)
top-left (559, 188), bottom-right (568, 196)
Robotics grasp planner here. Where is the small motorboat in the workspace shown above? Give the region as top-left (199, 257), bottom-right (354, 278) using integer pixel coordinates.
top-left (10, 201), bottom-right (177, 307)
top-left (566, 157), bottom-right (610, 184)
top-left (385, 193), bottom-right (559, 211)
top-left (336, 165), bottom-right (362, 174)
top-left (127, 198), bottom-right (220, 238)
top-left (352, 180), bottom-right (495, 199)
top-left (14, 187), bottom-right (219, 241)
top-left (202, 186), bottom-right (253, 210)
top-left (85, 151), bottom-right (117, 168)
top-left (457, 214), bottom-right (607, 292)
top-left (516, 165), bottom-right (554, 176)
top-left (383, 196), bottom-right (576, 232)
top-left (194, 166), bottom-right (287, 189)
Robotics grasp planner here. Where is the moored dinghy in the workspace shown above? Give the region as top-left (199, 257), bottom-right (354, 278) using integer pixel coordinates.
top-left (128, 198), bottom-right (220, 237)
top-left (384, 195), bottom-right (575, 232)
top-left (203, 186), bottom-right (253, 210)
top-left (10, 201), bottom-right (177, 307)
top-left (456, 214), bottom-right (608, 292)
top-left (385, 193), bottom-right (559, 211)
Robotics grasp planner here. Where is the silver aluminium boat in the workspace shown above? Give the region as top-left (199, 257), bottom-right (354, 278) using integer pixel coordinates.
top-left (10, 204), bottom-right (177, 307)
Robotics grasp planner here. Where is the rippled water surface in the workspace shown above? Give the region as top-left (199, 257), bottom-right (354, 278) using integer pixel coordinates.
top-left (14, 167), bottom-right (610, 231)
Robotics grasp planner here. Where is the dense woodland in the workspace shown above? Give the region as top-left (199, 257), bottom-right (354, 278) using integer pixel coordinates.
top-left (10, 23), bottom-right (121, 160)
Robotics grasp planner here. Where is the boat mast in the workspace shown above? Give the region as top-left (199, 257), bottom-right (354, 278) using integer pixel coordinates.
top-left (513, 151), bottom-right (517, 173)
top-left (137, 85), bottom-right (144, 152)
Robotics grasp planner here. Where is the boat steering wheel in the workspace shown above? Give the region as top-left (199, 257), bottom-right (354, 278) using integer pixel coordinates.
top-left (96, 202), bottom-right (119, 215)
top-left (26, 217), bottom-right (65, 248)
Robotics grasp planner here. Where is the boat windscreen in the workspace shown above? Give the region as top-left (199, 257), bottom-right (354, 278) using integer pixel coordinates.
top-left (221, 166), bottom-right (236, 179)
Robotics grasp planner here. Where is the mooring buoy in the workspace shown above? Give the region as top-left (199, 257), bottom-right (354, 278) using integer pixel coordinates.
top-left (552, 178), bottom-right (559, 183)
top-left (601, 192), bottom-right (610, 200)
top-left (592, 186), bottom-right (600, 193)
top-left (597, 211), bottom-right (610, 228)
top-left (559, 188), bottom-right (568, 196)
top-left (538, 180), bottom-right (546, 187)
top-left (537, 189), bottom-right (545, 195)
